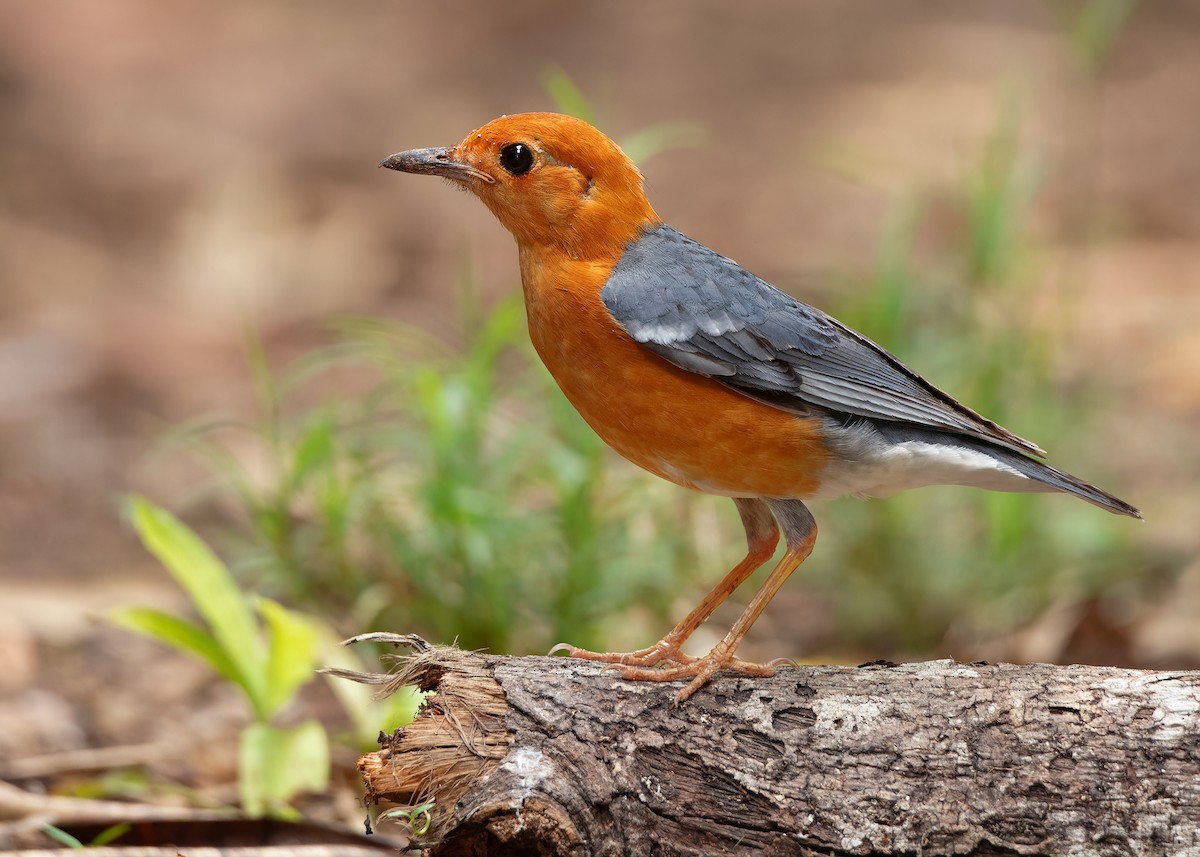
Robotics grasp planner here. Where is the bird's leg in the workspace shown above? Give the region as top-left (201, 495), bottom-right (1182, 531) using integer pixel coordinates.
top-left (549, 498), bottom-right (779, 668)
top-left (612, 499), bottom-right (817, 703)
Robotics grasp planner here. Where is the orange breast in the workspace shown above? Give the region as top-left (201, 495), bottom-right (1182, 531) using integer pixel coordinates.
top-left (520, 251), bottom-right (829, 498)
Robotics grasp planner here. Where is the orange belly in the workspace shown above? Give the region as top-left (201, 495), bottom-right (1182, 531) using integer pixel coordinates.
top-left (521, 254), bottom-right (829, 498)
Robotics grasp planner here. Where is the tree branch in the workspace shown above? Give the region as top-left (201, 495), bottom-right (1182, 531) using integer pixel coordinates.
top-left (337, 635), bottom-right (1200, 856)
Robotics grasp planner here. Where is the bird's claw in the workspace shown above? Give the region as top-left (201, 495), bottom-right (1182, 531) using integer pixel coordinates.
top-left (548, 639), bottom-right (695, 668)
top-left (552, 639), bottom-right (793, 704)
top-left (612, 651), bottom-right (783, 704)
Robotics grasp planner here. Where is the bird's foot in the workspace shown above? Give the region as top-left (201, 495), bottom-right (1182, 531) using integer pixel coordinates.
top-left (615, 649), bottom-right (794, 704)
top-left (548, 638), bottom-right (695, 668)
top-left (552, 639), bottom-right (794, 704)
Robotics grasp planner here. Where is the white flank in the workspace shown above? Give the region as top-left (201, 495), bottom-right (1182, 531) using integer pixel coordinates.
top-left (812, 440), bottom-right (1036, 500)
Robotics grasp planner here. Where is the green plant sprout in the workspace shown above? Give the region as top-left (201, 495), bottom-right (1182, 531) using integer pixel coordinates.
top-left (114, 497), bottom-right (330, 818)
top-left (112, 496), bottom-right (419, 811)
top-left (380, 799), bottom-right (436, 837)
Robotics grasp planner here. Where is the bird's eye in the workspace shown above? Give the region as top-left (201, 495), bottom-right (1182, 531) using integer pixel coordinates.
top-left (499, 142), bottom-right (534, 176)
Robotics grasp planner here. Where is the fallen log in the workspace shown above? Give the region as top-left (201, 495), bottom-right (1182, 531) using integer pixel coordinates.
top-left (330, 634), bottom-right (1200, 856)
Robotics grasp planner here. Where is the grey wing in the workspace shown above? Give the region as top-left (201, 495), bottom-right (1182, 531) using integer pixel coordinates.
top-left (601, 226), bottom-right (1045, 457)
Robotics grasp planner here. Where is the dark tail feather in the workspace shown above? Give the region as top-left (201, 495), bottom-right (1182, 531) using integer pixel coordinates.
top-left (989, 449), bottom-right (1142, 519)
top-left (871, 423), bottom-right (1143, 519)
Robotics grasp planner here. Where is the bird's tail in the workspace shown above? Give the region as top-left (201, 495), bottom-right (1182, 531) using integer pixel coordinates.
top-left (978, 444), bottom-right (1142, 519)
top-left (863, 422), bottom-right (1143, 519)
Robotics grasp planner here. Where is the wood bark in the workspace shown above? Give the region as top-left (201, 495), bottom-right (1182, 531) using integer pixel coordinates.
top-left (333, 634), bottom-right (1200, 856)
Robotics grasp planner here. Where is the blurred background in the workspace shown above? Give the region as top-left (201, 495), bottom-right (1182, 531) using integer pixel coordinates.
top-left (1, 0), bottom-right (1197, 831)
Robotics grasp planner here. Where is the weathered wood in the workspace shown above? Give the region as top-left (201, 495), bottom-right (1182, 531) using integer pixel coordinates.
top-left (338, 635), bottom-right (1200, 856)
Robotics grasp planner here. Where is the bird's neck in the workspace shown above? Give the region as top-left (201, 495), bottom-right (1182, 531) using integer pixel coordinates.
top-left (517, 239), bottom-right (620, 318)
top-left (517, 239), bottom-right (632, 400)
top-left (569, 201), bottom-right (661, 263)
top-left (500, 188), bottom-right (661, 265)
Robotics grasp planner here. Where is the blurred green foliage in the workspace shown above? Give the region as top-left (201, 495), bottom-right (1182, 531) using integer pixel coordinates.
top-left (169, 297), bottom-right (696, 655)
top-left (1062, 0), bottom-right (1139, 71)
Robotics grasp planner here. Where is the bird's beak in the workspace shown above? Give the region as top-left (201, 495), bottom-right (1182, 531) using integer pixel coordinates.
top-left (379, 147), bottom-right (495, 184)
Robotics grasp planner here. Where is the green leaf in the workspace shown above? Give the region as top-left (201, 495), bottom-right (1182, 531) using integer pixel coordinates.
top-left (239, 720), bottom-right (330, 818)
top-left (127, 497), bottom-right (267, 716)
top-left (259, 598), bottom-right (319, 719)
top-left (110, 607), bottom-right (242, 687)
top-left (244, 329), bottom-right (281, 445)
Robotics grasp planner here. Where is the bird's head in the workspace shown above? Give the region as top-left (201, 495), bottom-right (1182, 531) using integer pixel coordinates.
top-left (382, 113), bottom-right (660, 261)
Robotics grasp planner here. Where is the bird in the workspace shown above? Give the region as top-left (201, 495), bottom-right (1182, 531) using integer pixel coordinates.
top-left (381, 112), bottom-right (1140, 702)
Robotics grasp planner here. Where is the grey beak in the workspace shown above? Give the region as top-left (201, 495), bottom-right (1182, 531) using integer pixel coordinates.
top-left (379, 147), bottom-right (494, 184)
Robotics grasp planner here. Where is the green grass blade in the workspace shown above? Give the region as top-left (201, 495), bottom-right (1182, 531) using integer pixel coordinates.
top-left (1070, 0), bottom-right (1138, 71)
top-left (283, 411), bottom-right (336, 496)
top-left (90, 822), bottom-right (132, 847)
top-left (541, 65), bottom-right (596, 125)
top-left (40, 825), bottom-right (83, 849)
top-left (244, 328), bottom-right (281, 448)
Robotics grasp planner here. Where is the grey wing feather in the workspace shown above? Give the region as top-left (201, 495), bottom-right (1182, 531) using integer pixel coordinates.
top-left (601, 225), bottom-right (1045, 457)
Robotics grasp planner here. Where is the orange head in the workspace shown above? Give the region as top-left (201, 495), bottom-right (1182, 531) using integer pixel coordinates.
top-left (382, 113), bottom-right (661, 261)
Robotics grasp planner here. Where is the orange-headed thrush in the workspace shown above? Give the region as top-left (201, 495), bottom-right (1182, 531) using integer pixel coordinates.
top-left (382, 113), bottom-right (1140, 702)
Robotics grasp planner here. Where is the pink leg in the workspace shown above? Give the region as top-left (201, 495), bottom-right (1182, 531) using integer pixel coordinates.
top-left (578, 499), bottom-right (818, 704)
top-left (550, 498), bottom-right (779, 668)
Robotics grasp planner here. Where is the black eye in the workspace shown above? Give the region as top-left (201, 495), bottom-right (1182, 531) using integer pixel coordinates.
top-left (499, 142), bottom-right (534, 176)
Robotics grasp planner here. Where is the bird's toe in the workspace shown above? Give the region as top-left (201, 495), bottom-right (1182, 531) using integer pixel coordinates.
top-left (549, 639), bottom-right (695, 667)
